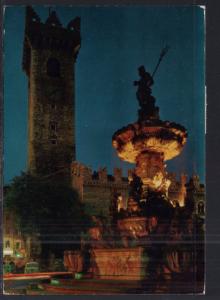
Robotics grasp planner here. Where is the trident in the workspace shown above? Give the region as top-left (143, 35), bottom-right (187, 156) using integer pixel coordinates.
top-left (152, 45), bottom-right (170, 78)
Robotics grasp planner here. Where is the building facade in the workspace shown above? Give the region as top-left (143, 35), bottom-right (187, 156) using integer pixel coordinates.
top-left (3, 212), bottom-right (25, 259)
top-left (71, 162), bottom-right (129, 217)
top-left (71, 161), bottom-right (204, 219)
top-left (3, 209), bottom-right (41, 261)
top-left (185, 175), bottom-right (205, 219)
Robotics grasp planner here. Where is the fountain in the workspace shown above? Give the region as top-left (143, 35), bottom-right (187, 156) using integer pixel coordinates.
top-left (65, 59), bottom-right (189, 284)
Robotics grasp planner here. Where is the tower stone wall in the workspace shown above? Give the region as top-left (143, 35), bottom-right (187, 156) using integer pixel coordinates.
top-left (22, 6), bottom-right (80, 178)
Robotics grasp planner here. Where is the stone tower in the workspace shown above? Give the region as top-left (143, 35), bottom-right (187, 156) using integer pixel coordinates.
top-left (22, 6), bottom-right (80, 178)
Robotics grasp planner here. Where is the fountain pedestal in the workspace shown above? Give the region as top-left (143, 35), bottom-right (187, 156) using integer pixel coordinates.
top-left (91, 247), bottom-right (148, 280)
top-left (112, 120), bottom-right (187, 196)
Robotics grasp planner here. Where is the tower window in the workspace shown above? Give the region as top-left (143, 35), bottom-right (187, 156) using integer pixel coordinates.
top-left (50, 122), bottom-right (57, 132)
top-left (51, 139), bottom-right (57, 145)
top-left (198, 201), bottom-right (205, 215)
top-left (47, 58), bottom-right (60, 77)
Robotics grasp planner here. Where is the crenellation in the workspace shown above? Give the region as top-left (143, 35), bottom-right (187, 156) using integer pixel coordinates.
top-left (71, 160), bottom-right (203, 216)
top-left (187, 175), bottom-right (204, 192)
top-left (26, 6), bottom-right (41, 24)
top-left (98, 167), bottom-right (108, 182)
top-left (180, 173), bottom-right (187, 185)
top-left (67, 17), bottom-right (80, 32)
top-left (113, 167), bottom-right (122, 182)
top-left (45, 11), bottom-right (62, 27)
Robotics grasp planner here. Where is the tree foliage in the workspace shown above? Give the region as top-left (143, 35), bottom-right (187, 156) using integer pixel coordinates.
top-left (4, 172), bottom-right (90, 258)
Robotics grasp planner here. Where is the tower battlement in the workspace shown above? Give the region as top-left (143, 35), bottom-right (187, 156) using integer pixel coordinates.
top-left (71, 161), bottom-right (129, 185)
top-left (23, 6), bottom-right (81, 75)
top-left (71, 161), bottom-right (204, 216)
top-left (71, 162), bottom-right (130, 217)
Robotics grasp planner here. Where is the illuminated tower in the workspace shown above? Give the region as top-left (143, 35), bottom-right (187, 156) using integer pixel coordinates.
top-left (22, 6), bottom-right (80, 177)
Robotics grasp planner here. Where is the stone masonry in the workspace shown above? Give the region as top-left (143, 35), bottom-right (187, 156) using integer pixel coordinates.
top-left (71, 161), bottom-right (202, 218)
top-left (22, 6), bottom-right (80, 178)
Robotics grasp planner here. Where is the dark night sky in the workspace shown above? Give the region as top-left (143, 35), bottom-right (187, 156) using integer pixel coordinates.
top-left (4, 5), bottom-right (205, 184)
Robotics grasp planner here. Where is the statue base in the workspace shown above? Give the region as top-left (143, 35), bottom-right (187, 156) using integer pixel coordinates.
top-left (91, 247), bottom-right (148, 280)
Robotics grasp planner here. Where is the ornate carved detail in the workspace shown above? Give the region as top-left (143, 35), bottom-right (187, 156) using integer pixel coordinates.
top-left (91, 247), bottom-right (148, 280)
top-left (64, 250), bottom-right (83, 273)
top-left (117, 217), bottom-right (149, 240)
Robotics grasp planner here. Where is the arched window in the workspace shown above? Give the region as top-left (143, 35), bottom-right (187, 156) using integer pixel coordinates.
top-left (47, 58), bottom-right (60, 77)
top-left (198, 201), bottom-right (205, 215)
